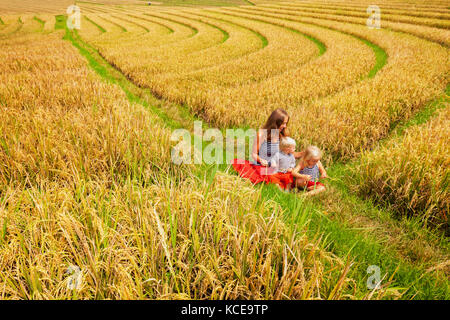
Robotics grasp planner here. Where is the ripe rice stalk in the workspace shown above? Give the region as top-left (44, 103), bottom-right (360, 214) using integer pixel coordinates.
top-left (0, 31), bottom-right (185, 188)
top-left (349, 106), bottom-right (449, 227)
top-left (283, 0), bottom-right (450, 12)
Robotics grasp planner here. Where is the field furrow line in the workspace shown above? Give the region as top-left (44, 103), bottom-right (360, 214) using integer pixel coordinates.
top-left (97, 15), bottom-right (127, 33)
top-left (33, 16), bottom-right (45, 32)
top-left (82, 13), bottom-right (123, 34)
top-left (143, 12), bottom-right (199, 37)
top-left (35, 14), bottom-right (56, 33)
top-left (110, 14), bottom-right (150, 33)
top-left (133, 10), bottom-right (262, 76)
top-left (125, 13), bottom-right (175, 34)
top-left (164, 11), bottom-right (230, 45)
top-left (107, 11), bottom-right (226, 64)
top-left (83, 15), bottom-right (106, 35)
top-left (77, 12), bottom-right (195, 53)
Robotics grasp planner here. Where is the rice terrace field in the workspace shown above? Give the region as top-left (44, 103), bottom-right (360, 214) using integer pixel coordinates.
top-left (0, 0), bottom-right (448, 301)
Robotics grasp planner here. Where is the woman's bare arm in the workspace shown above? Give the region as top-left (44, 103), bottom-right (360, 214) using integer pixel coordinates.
top-left (251, 130), bottom-right (267, 165)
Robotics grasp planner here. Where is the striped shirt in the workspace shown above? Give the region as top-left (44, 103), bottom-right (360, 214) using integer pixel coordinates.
top-left (299, 164), bottom-right (320, 182)
top-left (254, 140), bottom-right (279, 165)
top-left (270, 152), bottom-right (296, 173)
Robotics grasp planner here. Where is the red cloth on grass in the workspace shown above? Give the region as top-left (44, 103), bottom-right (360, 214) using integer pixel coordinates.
top-left (306, 181), bottom-right (325, 189)
top-left (232, 159), bottom-right (293, 190)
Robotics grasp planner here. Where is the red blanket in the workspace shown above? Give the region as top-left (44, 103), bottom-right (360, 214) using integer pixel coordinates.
top-left (232, 159), bottom-right (293, 190)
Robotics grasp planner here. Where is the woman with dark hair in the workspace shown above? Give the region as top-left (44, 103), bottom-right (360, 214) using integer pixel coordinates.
top-left (232, 108), bottom-right (304, 190)
top-left (252, 108), bottom-right (304, 166)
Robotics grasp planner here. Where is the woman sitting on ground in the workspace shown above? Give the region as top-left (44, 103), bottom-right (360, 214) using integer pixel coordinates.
top-left (292, 145), bottom-right (328, 196)
top-left (232, 108), bottom-right (326, 191)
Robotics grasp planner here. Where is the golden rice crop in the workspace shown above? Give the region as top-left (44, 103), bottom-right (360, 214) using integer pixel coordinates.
top-left (168, 8), bottom-right (374, 126)
top-left (264, 3), bottom-right (450, 29)
top-left (79, 12), bottom-right (189, 46)
top-left (85, 11), bottom-right (227, 72)
top-left (108, 14), bottom-right (151, 33)
top-left (0, 0), bottom-right (446, 300)
top-left (105, 16), bottom-right (218, 60)
top-left (100, 10), bottom-right (263, 76)
top-left (0, 169), bottom-right (354, 299)
top-left (36, 14), bottom-right (56, 32)
top-left (155, 8), bottom-right (318, 87)
top-left (79, 5), bottom-right (110, 15)
top-left (0, 28), bottom-right (356, 300)
top-left (78, 15), bottom-right (105, 39)
top-left (98, 14), bottom-right (148, 34)
top-left (0, 0), bottom-right (71, 14)
top-left (0, 15), bottom-right (23, 37)
top-left (271, 1), bottom-right (450, 20)
top-left (20, 14), bottom-right (43, 33)
top-left (90, 14), bottom-right (129, 33)
top-left (349, 103), bottom-right (449, 228)
top-left (288, 0), bottom-right (450, 10)
top-left (0, 31), bottom-right (181, 187)
top-left (254, 3), bottom-right (450, 46)
top-left (81, 8), bottom-right (319, 90)
top-left (147, 10), bottom-right (264, 75)
top-left (123, 13), bottom-right (181, 35)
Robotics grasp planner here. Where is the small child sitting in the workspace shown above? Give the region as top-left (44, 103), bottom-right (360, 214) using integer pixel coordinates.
top-left (269, 137), bottom-right (297, 190)
top-left (270, 137), bottom-right (296, 173)
top-left (292, 145), bottom-right (328, 195)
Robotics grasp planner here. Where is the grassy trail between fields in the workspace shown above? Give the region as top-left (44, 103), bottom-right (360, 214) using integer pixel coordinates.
top-left (53, 14), bottom-right (449, 299)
